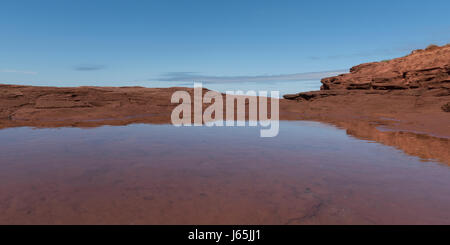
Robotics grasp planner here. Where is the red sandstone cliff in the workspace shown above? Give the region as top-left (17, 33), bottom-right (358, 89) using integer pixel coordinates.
top-left (321, 44), bottom-right (450, 91)
top-left (284, 44), bottom-right (450, 103)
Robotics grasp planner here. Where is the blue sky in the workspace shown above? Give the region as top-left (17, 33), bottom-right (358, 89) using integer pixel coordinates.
top-left (1, 0), bottom-right (449, 86)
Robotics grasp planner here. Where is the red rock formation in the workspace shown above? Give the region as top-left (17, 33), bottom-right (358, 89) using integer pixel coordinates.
top-left (321, 44), bottom-right (450, 91)
top-left (284, 44), bottom-right (450, 117)
top-left (280, 44), bottom-right (450, 137)
top-left (1, 45), bottom-right (449, 139)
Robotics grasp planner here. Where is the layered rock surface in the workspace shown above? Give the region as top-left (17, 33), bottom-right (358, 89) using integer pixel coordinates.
top-left (281, 44), bottom-right (450, 137)
top-left (322, 44), bottom-right (450, 91)
top-left (284, 44), bottom-right (450, 103)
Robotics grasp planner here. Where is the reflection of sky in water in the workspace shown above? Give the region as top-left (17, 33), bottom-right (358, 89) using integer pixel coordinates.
top-left (146, 80), bottom-right (321, 97)
top-left (0, 121), bottom-right (443, 165)
top-left (1, 121), bottom-right (450, 224)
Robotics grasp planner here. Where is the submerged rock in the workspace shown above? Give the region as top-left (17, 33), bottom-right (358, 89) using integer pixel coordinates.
top-left (442, 102), bottom-right (450, 112)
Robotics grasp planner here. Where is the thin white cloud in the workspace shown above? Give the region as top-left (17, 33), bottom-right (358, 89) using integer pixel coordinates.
top-left (74, 64), bottom-right (106, 71)
top-left (156, 69), bottom-right (348, 83)
top-left (0, 69), bottom-right (37, 75)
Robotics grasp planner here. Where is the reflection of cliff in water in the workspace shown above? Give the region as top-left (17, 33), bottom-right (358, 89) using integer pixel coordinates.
top-left (334, 121), bottom-right (450, 165)
top-left (1, 113), bottom-right (449, 165)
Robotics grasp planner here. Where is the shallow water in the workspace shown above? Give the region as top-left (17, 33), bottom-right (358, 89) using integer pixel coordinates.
top-left (0, 121), bottom-right (449, 224)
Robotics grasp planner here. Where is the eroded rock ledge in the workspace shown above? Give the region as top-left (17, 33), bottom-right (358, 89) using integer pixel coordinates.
top-left (284, 44), bottom-right (450, 105)
top-left (324, 44), bottom-right (450, 91)
top-left (281, 44), bottom-right (450, 138)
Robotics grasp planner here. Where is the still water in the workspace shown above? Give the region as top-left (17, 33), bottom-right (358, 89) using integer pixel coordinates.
top-left (0, 121), bottom-right (449, 224)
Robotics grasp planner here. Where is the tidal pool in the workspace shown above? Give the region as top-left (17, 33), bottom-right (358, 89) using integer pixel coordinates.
top-left (0, 121), bottom-right (449, 224)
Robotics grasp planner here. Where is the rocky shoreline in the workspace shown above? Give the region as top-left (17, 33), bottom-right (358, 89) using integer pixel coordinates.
top-left (0, 45), bottom-right (449, 163)
top-left (283, 44), bottom-right (450, 138)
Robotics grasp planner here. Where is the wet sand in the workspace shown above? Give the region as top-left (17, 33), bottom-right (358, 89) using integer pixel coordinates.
top-left (0, 122), bottom-right (449, 225)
